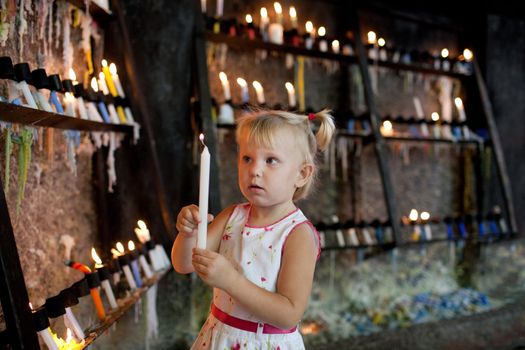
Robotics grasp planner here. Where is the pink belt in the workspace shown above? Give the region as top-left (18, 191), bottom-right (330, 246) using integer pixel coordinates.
top-left (211, 304), bottom-right (297, 334)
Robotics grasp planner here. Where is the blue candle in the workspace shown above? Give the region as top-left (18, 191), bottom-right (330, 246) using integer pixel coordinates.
top-left (457, 219), bottom-right (467, 239)
top-left (444, 217), bottom-right (454, 240)
top-left (130, 259), bottom-right (143, 288)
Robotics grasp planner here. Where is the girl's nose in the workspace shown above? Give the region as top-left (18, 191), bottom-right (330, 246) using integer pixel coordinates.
top-left (249, 162), bottom-right (262, 177)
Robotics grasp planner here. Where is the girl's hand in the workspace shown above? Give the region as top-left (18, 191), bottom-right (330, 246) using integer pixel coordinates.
top-left (192, 248), bottom-right (240, 290)
top-left (176, 205), bottom-right (214, 237)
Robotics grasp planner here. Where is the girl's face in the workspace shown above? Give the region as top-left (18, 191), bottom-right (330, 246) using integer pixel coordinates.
top-left (237, 127), bottom-right (311, 210)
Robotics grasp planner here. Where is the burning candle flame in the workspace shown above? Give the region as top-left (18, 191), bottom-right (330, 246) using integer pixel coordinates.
top-left (245, 14), bottom-right (252, 23)
top-left (285, 82), bottom-right (294, 93)
top-left (138, 220), bottom-right (147, 230)
top-left (236, 77), bottom-right (247, 87)
top-left (273, 2), bottom-right (282, 15)
top-left (91, 248), bottom-right (103, 267)
top-left (431, 112), bottom-right (440, 121)
top-left (260, 7), bottom-right (268, 18)
top-left (463, 48), bottom-right (473, 61)
top-left (116, 242), bottom-right (125, 254)
top-left (382, 120), bottom-right (393, 131)
top-left (331, 40), bottom-right (340, 51)
top-left (90, 77), bottom-right (98, 92)
top-left (289, 6), bottom-right (296, 19)
top-left (69, 68), bottom-right (77, 82)
top-left (101, 59), bottom-right (108, 67)
top-left (367, 31), bottom-right (377, 44)
top-left (409, 209), bottom-right (418, 222)
top-left (318, 26), bottom-right (326, 37)
top-left (109, 63), bottom-right (117, 75)
top-left (219, 72), bottom-right (228, 83)
top-left (111, 248), bottom-right (121, 258)
top-left (305, 21), bottom-right (313, 34)
top-left (29, 302), bottom-right (33, 310)
top-left (199, 133), bottom-right (206, 147)
top-left (378, 38), bottom-right (386, 47)
top-left (454, 97), bottom-right (464, 109)
top-left (441, 48), bottom-right (449, 58)
top-left (128, 240), bottom-right (136, 251)
top-left (420, 211), bottom-right (430, 221)
top-left (252, 80), bottom-right (263, 91)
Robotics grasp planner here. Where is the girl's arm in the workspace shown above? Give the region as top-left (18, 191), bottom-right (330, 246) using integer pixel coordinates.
top-left (171, 204), bottom-right (235, 274)
top-left (192, 222), bottom-right (317, 329)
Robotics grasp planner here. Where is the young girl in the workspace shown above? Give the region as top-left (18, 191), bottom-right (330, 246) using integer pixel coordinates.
top-left (172, 109), bottom-right (335, 349)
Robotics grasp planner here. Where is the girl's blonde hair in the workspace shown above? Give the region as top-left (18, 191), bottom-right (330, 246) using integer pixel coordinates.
top-left (236, 109), bottom-right (335, 200)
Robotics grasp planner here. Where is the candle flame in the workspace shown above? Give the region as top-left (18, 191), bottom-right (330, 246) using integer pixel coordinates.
top-left (409, 209), bottom-right (418, 222)
top-left (69, 68), bottom-right (77, 82)
top-left (252, 80), bottom-right (263, 91)
top-left (260, 7), bottom-right (267, 18)
top-left (91, 247), bottom-right (103, 266)
top-left (101, 59), bottom-right (108, 67)
top-left (431, 112), bottom-right (440, 121)
top-left (332, 40), bottom-right (339, 50)
top-left (245, 14), bottom-right (253, 23)
top-left (66, 328), bottom-right (73, 343)
top-left (454, 97), bottom-right (463, 109)
top-left (318, 26), bottom-right (326, 37)
top-left (441, 48), bottom-right (449, 58)
top-left (305, 21), bottom-right (313, 34)
top-left (109, 63), bottom-right (117, 75)
top-left (111, 248), bottom-right (121, 258)
top-left (236, 77), bottom-right (247, 87)
top-left (128, 240), bottom-right (136, 251)
top-left (285, 82), bottom-right (294, 93)
top-left (463, 48), bottom-right (473, 62)
top-left (273, 2), bottom-right (282, 14)
top-left (138, 220), bottom-right (147, 230)
top-left (29, 302), bottom-right (33, 310)
top-left (289, 6), bottom-right (296, 18)
top-left (382, 120), bottom-right (393, 131)
top-left (90, 77), bottom-right (98, 92)
top-left (378, 38), bottom-right (386, 47)
top-left (116, 242), bottom-right (125, 254)
top-left (219, 71), bottom-right (228, 83)
top-left (367, 31), bottom-right (377, 44)
top-left (420, 211), bottom-right (430, 220)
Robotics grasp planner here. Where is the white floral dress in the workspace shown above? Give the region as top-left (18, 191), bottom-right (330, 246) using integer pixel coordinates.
top-left (191, 203), bottom-right (319, 350)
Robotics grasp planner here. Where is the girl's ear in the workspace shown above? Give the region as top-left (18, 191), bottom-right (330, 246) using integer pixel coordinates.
top-left (296, 163), bottom-right (314, 188)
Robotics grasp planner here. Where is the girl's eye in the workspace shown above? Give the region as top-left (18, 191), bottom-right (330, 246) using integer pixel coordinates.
top-left (266, 157), bottom-right (278, 165)
top-left (242, 155), bottom-right (251, 163)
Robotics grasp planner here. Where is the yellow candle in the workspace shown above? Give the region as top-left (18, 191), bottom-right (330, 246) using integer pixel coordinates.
top-left (101, 59), bottom-right (118, 97)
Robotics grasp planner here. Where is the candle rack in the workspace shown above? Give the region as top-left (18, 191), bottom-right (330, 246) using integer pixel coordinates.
top-left (81, 269), bottom-right (169, 348)
top-left (0, 101), bottom-right (133, 133)
top-left (65, 0), bottom-right (114, 23)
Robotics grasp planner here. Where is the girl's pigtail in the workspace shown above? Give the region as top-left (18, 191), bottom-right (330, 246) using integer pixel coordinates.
top-left (313, 109), bottom-right (335, 152)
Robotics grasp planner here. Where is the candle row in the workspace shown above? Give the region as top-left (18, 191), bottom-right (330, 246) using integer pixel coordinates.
top-left (0, 57), bottom-right (135, 127)
top-left (365, 31), bottom-right (474, 75)
top-left (316, 218), bottom-right (394, 248)
top-left (30, 221), bottom-right (171, 349)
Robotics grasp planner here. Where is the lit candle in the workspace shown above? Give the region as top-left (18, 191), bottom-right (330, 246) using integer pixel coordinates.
top-left (236, 77), bottom-right (249, 103)
top-left (367, 31), bottom-right (378, 92)
top-left (69, 69), bottom-right (88, 120)
top-left (441, 48), bottom-right (450, 71)
top-left (463, 48), bottom-right (473, 62)
top-left (259, 7), bottom-right (269, 40)
top-left (431, 112), bottom-right (441, 138)
top-left (268, 3), bottom-right (284, 44)
top-left (64, 92), bottom-right (75, 117)
top-left (90, 77), bottom-right (110, 123)
top-left (109, 63), bottom-right (126, 97)
top-left (318, 26), bottom-right (327, 52)
top-left (409, 209), bottom-right (421, 241)
top-left (252, 80), bottom-right (265, 105)
top-left (305, 21), bottom-right (314, 49)
top-left (378, 37), bottom-right (387, 61)
top-left (59, 289), bottom-right (85, 341)
top-left (245, 14), bottom-right (256, 40)
top-left (380, 120), bottom-right (393, 137)
top-left (289, 6), bottom-right (297, 28)
top-left (135, 220), bottom-right (163, 271)
top-left (420, 211), bottom-right (432, 240)
top-left (91, 248), bottom-right (118, 310)
top-left (219, 72), bottom-right (231, 101)
top-left (127, 240), bottom-right (143, 288)
top-left (197, 134), bottom-right (210, 250)
top-left (85, 272), bottom-right (106, 321)
top-left (331, 39), bottom-right (340, 54)
top-left (98, 71), bottom-right (110, 96)
top-left (115, 242), bottom-right (138, 290)
top-left (101, 59), bottom-right (118, 97)
top-left (284, 82), bottom-right (296, 108)
top-left (454, 97), bottom-right (467, 122)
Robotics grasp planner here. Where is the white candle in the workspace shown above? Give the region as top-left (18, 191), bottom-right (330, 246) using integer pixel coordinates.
top-left (216, 0), bottom-right (223, 17)
top-left (331, 39), bottom-right (340, 54)
top-left (201, 0), bottom-right (206, 13)
top-left (109, 63), bottom-right (126, 98)
top-left (197, 134), bottom-right (210, 249)
top-left (252, 80), bottom-right (265, 105)
top-left (219, 72), bottom-right (231, 101)
top-left (289, 6), bottom-right (297, 28)
top-left (260, 7), bottom-right (269, 35)
top-left (413, 97), bottom-right (424, 118)
top-left (98, 72), bottom-right (110, 96)
top-left (454, 97), bottom-right (467, 122)
top-left (236, 77), bottom-right (249, 103)
top-left (318, 26), bottom-right (327, 52)
top-left (64, 92), bottom-right (76, 117)
top-left (284, 82), bottom-right (296, 108)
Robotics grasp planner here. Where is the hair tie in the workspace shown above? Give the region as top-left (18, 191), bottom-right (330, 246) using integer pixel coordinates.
top-left (308, 113), bottom-right (315, 121)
